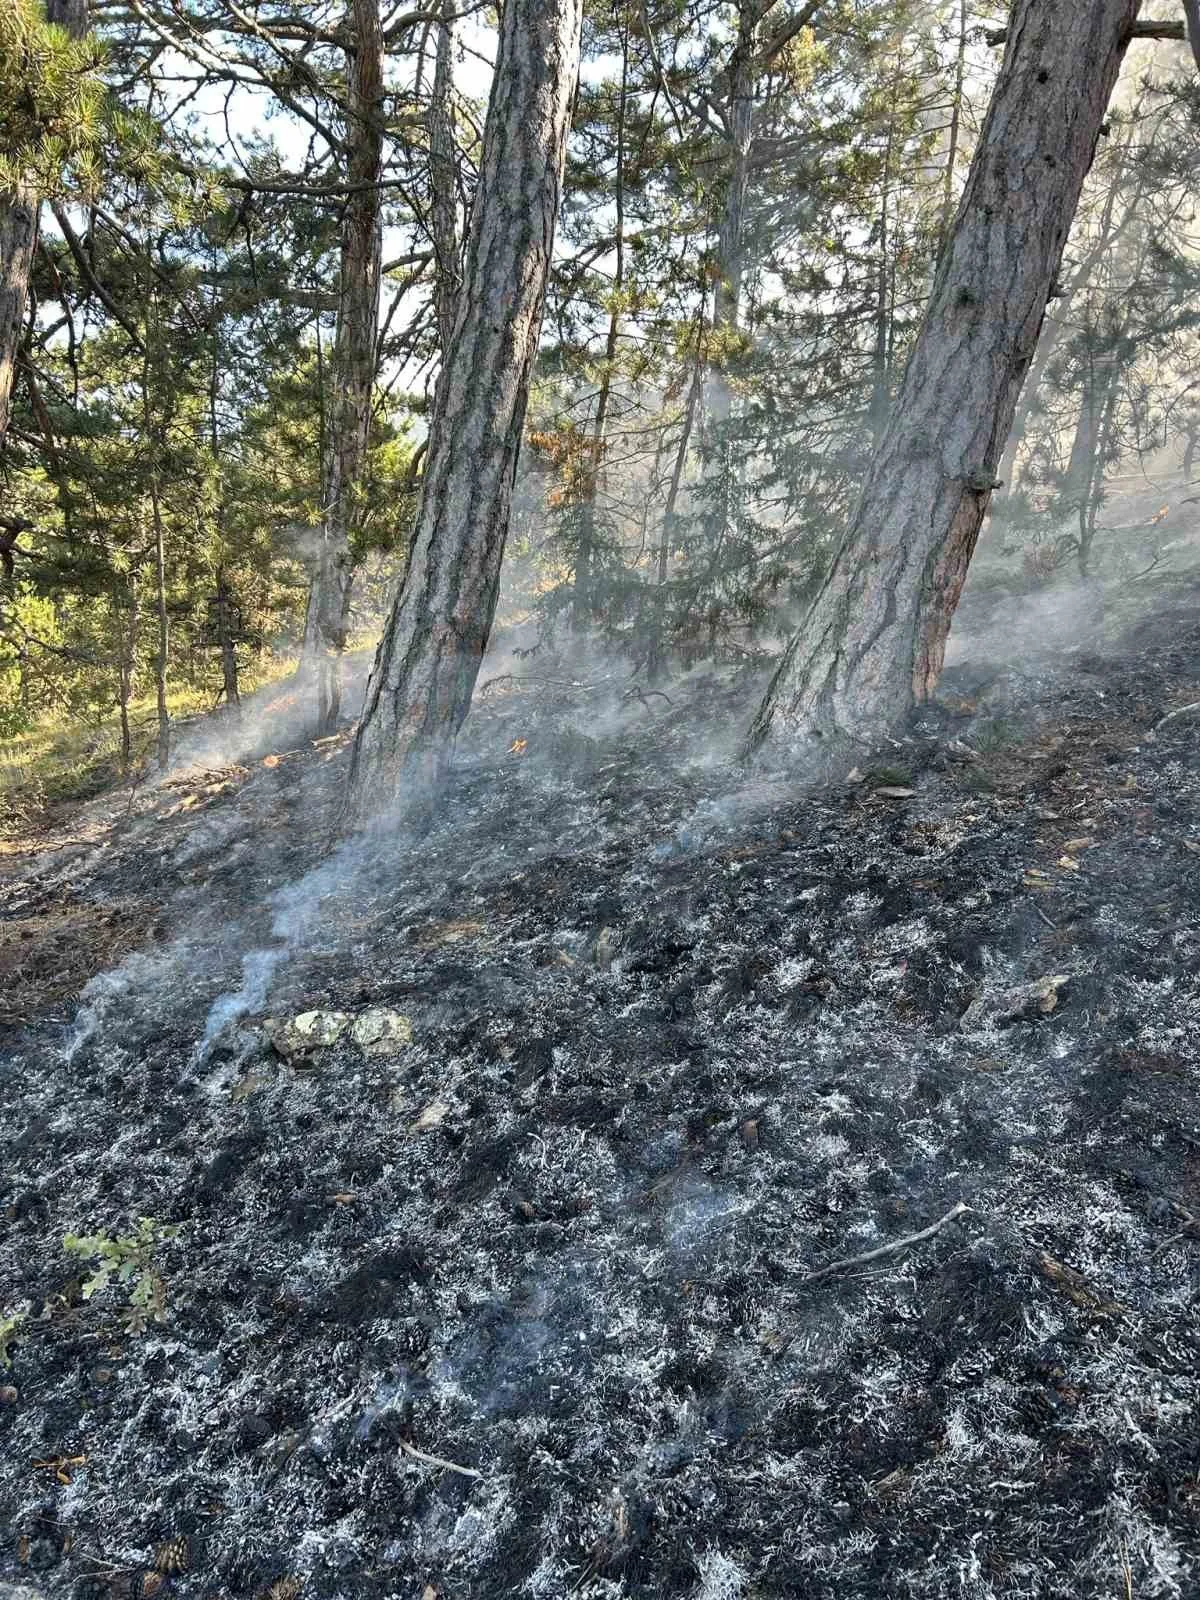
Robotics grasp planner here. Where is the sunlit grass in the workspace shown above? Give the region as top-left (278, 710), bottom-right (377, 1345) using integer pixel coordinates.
top-left (0, 653), bottom-right (296, 826)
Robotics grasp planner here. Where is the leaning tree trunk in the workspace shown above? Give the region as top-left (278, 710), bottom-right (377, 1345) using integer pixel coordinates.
top-left (344, 0), bottom-right (583, 822)
top-left (749, 0), bottom-right (1141, 757)
top-left (0, 0), bottom-right (89, 453)
top-left (302, 0), bottom-right (384, 732)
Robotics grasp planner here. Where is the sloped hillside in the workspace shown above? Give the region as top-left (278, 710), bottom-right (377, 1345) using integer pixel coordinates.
top-left (2, 582), bottom-right (1199, 1600)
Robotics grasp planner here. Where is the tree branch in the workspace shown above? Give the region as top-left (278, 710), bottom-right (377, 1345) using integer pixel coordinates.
top-left (47, 204), bottom-right (144, 348)
top-left (986, 20), bottom-right (1186, 46)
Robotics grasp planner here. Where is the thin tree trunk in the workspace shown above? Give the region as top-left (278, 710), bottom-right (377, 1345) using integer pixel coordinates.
top-left (207, 285), bottom-right (240, 721)
top-left (659, 331), bottom-right (706, 591)
top-left (994, 129), bottom-right (1136, 503)
top-left (216, 570), bottom-right (241, 714)
top-left (114, 580), bottom-right (138, 774)
top-left (644, 316), bottom-right (705, 678)
top-left (344, 0), bottom-right (583, 822)
top-left (574, 11), bottom-right (628, 632)
top-left (713, 3), bottom-right (758, 347)
top-left (303, 0), bottom-right (384, 732)
top-left (1062, 311), bottom-right (1122, 544)
top-left (1073, 348), bottom-right (1122, 576)
top-left (937, 0), bottom-right (968, 254)
top-left (151, 483), bottom-right (170, 768)
top-left (429, 0), bottom-right (460, 353)
top-left (697, 1), bottom-right (759, 624)
top-left (1184, 418), bottom-right (1199, 482)
top-left (141, 281), bottom-right (170, 770)
top-left (750, 0), bottom-right (1140, 757)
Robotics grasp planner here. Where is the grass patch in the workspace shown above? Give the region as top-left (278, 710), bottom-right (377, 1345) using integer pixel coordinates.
top-left (0, 656), bottom-right (295, 830)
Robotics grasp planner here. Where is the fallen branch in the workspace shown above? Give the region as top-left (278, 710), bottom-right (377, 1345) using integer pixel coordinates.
top-left (986, 20), bottom-right (1184, 46)
top-left (621, 686), bottom-right (674, 710)
top-left (399, 1439), bottom-right (483, 1479)
top-left (802, 1201), bottom-right (971, 1285)
top-left (1151, 701), bottom-right (1200, 734)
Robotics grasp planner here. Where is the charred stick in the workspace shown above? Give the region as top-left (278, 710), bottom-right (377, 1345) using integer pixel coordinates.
top-left (399, 1439), bottom-right (483, 1479)
top-left (802, 1201), bottom-right (971, 1286)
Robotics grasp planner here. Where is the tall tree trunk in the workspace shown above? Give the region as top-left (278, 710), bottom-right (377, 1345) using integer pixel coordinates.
top-left (1064, 323), bottom-right (1123, 577)
top-left (697, 1), bottom-right (759, 626)
top-left (1077, 378), bottom-right (1120, 578)
top-left (573, 11), bottom-right (628, 632)
top-left (344, 0), bottom-right (584, 822)
top-left (114, 579), bottom-right (138, 775)
top-left (993, 127), bottom-right (1136, 505)
top-left (870, 56), bottom-right (902, 446)
top-left (707, 0), bottom-right (756, 451)
top-left (429, 0), bottom-right (460, 353)
top-left (0, 0), bottom-right (89, 453)
top-left (749, 0), bottom-right (1140, 758)
top-left (216, 570), bottom-right (241, 715)
top-left (151, 483), bottom-right (170, 769)
top-left (937, 0), bottom-right (968, 254)
top-left (1183, 0), bottom-right (1200, 69)
top-left (303, 0), bottom-right (384, 732)
top-left (646, 319), bottom-right (705, 679)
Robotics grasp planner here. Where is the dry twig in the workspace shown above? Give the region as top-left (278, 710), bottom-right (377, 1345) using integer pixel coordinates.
top-left (399, 1439), bottom-right (483, 1479)
top-left (1152, 701), bottom-right (1200, 733)
top-left (802, 1201), bottom-right (971, 1285)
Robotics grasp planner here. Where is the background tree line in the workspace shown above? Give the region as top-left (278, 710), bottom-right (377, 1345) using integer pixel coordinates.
top-left (2, 0), bottom-right (1199, 809)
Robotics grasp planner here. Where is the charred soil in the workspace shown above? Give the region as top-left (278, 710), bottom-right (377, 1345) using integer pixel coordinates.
top-left (2, 587), bottom-right (1200, 1600)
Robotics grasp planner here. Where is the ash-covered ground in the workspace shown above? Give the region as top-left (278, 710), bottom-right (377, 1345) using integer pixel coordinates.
top-left (2, 579), bottom-right (1200, 1600)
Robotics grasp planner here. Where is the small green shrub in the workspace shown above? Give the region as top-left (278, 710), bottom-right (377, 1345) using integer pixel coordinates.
top-left (0, 1309), bottom-right (24, 1367)
top-left (63, 1218), bottom-right (181, 1334)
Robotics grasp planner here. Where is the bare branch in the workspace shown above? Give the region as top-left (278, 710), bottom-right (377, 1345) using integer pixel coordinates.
top-left (802, 1202), bottom-right (972, 1286)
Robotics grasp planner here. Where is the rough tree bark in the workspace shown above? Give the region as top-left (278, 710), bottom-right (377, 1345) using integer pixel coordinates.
top-left (749, 0), bottom-right (1141, 758)
top-left (301, 0), bottom-right (384, 732)
top-left (344, 0), bottom-right (583, 822)
top-left (0, 0), bottom-right (89, 454)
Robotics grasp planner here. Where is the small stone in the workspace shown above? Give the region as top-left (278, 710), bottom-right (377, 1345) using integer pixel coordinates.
top-left (349, 1007), bottom-right (413, 1057)
top-left (411, 1098), bottom-right (449, 1132)
top-left (267, 1010), bottom-right (351, 1061)
top-left (0, 1384), bottom-right (17, 1405)
top-left (960, 974), bottom-right (1068, 1031)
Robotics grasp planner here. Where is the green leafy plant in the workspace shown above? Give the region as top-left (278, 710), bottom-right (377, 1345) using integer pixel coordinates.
top-left (63, 1219), bottom-right (181, 1334)
top-left (0, 1310), bottom-right (25, 1367)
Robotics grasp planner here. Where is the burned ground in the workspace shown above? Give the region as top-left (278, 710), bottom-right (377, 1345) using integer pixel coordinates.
top-left (1, 584), bottom-right (1199, 1600)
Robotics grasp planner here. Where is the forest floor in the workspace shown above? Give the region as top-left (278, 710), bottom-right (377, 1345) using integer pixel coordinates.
top-left (2, 569), bottom-right (1200, 1600)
